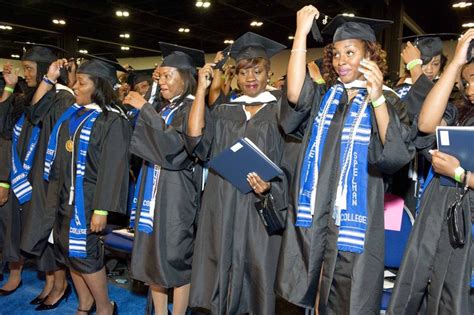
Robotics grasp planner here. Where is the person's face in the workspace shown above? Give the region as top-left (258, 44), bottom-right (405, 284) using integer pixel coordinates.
top-left (462, 63), bottom-right (474, 104)
top-left (72, 73), bottom-right (95, 105)
top-left (134, 80), bottom-right (150, 96)
top-left (332, 39), bottom-right (367, 84)
top-left (22, 61), bottom-right (37, 88)
top-left (237, 60), bottom-right (269, 97)
top-left (422, 55), bottom-right (442, 81)
top-left (157, 66), bottom-right (184, 101)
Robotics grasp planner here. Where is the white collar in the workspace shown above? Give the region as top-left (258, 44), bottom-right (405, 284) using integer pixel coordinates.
top-left (338, 79), bottom-right (396, 94)
top-left (231, 91), bottom-right (276, 104)
top-left (55, 83), bottom-right (74, 95)
top-left (83, 103), bottom-right (101, 111)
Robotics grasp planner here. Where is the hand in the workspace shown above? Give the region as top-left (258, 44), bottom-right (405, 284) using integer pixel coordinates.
top-left (224, 65), bottom-right (235, 82)
top-left (66, 58), bottom-right (77, 88)
top-left (401, 41), bottom-right (421, 65)
top-left (358, 58), bottom-right (384, 101)
top-left (247, 172), bottom-right (271, 196)
top-left (2, 63), bottom-right (19, 87)
top-left (198, 63), bottom-right (215, 89)
top-left (296, 5), bottom-right (319, 36)
top-left (0, 187), bottom-right (9, 206)
top-left (152, 66), bottom-right (160, 82)
top-left (47, 58), bottom-right (68, 82)
top-left (90, 213), bottom-right (107, 233)
top-left (213, 51), bottom-right (224, 64)
top-left (430, 150), bottom-right (461, 178)
top-left (118, 83), bottom-right (131, 101)
top-left (452, 28), bottom-right (474, 67)
top-left (123, 91), bottom-right (147, 109)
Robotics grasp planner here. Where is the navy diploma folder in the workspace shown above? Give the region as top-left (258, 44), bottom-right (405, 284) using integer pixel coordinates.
top-left (208, 137), bottom-right (284, 194)
top-left (436, 126), bottom-right (474, 186)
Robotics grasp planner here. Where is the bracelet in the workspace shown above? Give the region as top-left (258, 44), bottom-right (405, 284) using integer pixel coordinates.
top-left (93, 210), bottom-right (108, 216)
top-left (0, 182), bottom-right (10, 189)
top-left (315, 78), bottom-right (326, 85)
top-left (371, 95), bottom-right (386, 108)
top-left (42, 75), bottom-right (57, 85)
top-left (291, 49), bottom-right (307, 53)
top-left (406, 59), bottom-right (422, 71)
top-left (454, 166), bottom-right (465, 183)
top-left (4, 86), bottom-right (14, 94)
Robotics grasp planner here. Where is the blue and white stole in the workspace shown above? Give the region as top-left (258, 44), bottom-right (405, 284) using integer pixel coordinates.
top-left (44, 103), bottom-right (101, 257)
top-left (10, 114), bottom-right (41, 204)
top-left (129, 95), bottom-right (193, 234)
top-left (296, 82), bottom-right (372, 253)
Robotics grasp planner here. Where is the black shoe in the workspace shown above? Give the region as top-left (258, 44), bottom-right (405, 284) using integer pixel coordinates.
top-left (35, 284), bottom-right (72, 311)
top-left (30, 294), bottom-right (47, 305)
top-left (112, 301), bottom-right (118, 315)
top-left (77, 302), bottom-right (96, 314)
top-left (0, 281), bottom-right (22, 296)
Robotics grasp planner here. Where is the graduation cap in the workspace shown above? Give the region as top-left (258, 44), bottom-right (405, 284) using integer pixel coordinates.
top-left (159, 42), bottom-right (205, 73)
top-left (229, 32), bottom-right (286, 62)
top-left (322, 15), bottom-right (393, 43)
top-left (76, 53), bottom-right (128, 85)
top-left (127, 71), bottom-right (152, 86)
top-left (401, 33), bottom-right (458, 64)
top-left (15, 41), bottom-right (67, 64)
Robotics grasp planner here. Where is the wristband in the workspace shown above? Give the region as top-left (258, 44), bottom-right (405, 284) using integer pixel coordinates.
top-left (315, 78), bottom-right (326, 85)
top-left (0, 183), bottom-right (10, 189)
top-left (291, 49), bottom-right (307, 53)
top-left (406, 59), bottom-right (422, 71)
top-left (4, 86), bottom-right (14, 94)
top-left (93, 210), bottom-right (108, 216)
top-left (371, 95), bottom-right (386, 108)
top-left (42, 75), bottom-right (57, 85)
top-left (454, 166), bottom-right (465, 183)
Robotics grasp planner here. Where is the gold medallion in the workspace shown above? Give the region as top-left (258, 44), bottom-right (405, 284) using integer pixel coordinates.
top-left (65, 139), bottom-right (74, 152)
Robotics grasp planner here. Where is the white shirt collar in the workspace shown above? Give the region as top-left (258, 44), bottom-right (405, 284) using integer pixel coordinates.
top-left (231, 91), bottom-right (277, 104)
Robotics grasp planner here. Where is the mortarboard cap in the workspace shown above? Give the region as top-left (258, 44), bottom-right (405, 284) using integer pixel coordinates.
top-left (15, 41), bottom-right (67, 64)
top-left (322, 15), bottom-right (393, 43)
top-left (127, 71), bottom-right (152, 86)
top-left (76, 53), bottom-right (128, 85)
top-left (159, 42), bottom-right (205, 72)
top-left (401, 34), bottom-right (457, 64)
top-left (229, 32), bottom-right (286, 62)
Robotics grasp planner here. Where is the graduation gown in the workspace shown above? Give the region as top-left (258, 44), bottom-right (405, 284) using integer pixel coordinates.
top-left (185, 96), bottom-right (288, 315)
top-left (275, 75), bottom-right (414, 314)
top-left (0, 136), bottom-right (11, 250)
top-left (388, 115), bottom-right (474, 315)
top-left (130, 97), bottom-right (202, 288)
top-left (45, 106), bottom-right (131, 273)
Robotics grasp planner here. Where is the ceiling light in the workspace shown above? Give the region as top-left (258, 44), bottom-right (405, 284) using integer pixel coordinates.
top-left (116, 10), bottom-right (129, 17)
top-left (224, 39), bottom-right (234, 44)
top-left (10, 54), bottom-right (20, 59)
top-left (121, 46), bottom-right (130, 51)
top-left (52, 19), bottom-right (66, 25)
top-left (250, 21), bottom-right (263, 27)
top-left (196, 1), bottom-right (211, 8)
top-left (178, 27), bottom-right (190, 33)
top-left (0, 25), bottom-right (13, 30)
top-left (120, 33), bottom-right (130, 38)
top-left (78, 49), bottom-right (88, 54)
top-left (462, 22), bottom-right (474, 27)
top-left (452, 1), bottom-right (473, 8)
top-left (288, 36), bottom-right (294, 40)
top-left (342, 13), bottom-right (355, 17)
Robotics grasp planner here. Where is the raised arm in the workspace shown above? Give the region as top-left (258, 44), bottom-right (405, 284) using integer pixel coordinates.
top-left (287, 5), bottom-right (319, 104)
top-left (1, 64), bottom-right (18, 103)
top-left (419, 29), bottom-right (474, 133)
top-left (31, 59), bottom-right (67, 106)
top-left (187, 63), bottom-right (214, 137)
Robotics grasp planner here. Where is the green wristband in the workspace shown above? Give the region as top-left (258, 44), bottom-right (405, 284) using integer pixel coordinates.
top-left (371, 95), bottom-right (386, 108)
top-left (93, 210), bottom-right (108, 216)
top-left (4, 86), bottom-right (14, 94)
top-left (315, 78), bottom-right (326, 85)
top-left (454, 166), bottom-right (465, 183)
top-left (406, 59), bottom-right (422, 71)
top-left (0, 183), bottom-right (10, 189)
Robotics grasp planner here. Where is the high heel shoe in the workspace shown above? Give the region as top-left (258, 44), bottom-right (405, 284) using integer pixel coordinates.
top-left (35, 283), bottom-right (72, 311)
top-left (0, 281), bottom-right (22, 296)
top-left (29, 294), bottom-right (47, 305)
top-left (77, 302), bottom-right (96, 314)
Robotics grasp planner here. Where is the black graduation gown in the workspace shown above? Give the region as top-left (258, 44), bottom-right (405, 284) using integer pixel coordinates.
top-left (18, 87), bottom-right (75, 270)
top-left (0, 136), bottom-right (11, 251)
top-left (130, 98), bottom-right (202, 288)
top-left (388, 116), bottom-right (474, 315)
top-left (275, 75), bottom-right (414, 314)
top-left (45, 106), bottom-right (131, 273)
top-left (184, 98), bottom-right (288, 315)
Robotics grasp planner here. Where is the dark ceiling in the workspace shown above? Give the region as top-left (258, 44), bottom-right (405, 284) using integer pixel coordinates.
top-left (0, 0), bottom-right (471, 60)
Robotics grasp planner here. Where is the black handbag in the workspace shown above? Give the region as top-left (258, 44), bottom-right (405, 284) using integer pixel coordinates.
top-left (255, 194), bottom-right (285, 236)
top-left (446, 186), bottom-right (468, 249)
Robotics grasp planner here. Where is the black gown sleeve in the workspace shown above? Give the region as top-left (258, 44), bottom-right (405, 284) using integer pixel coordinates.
top-left (280, 73), bottom-right (322, 139)
top-left (130, 102), bottom-right (194, 170)
top-left (183, 104), bottom-right (215, 162)
top-left (0, 137), bottom-right (11, 183)
top-left (27, 88), bottom-right (75, 125)
top-left (91, 116), bottom-right (131, 214)
top-left (368, 91), bottom-right (415, 174)
top-left (403, 75), bottom-right (434, 123)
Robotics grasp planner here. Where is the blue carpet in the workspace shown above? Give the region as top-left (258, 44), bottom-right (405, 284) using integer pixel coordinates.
top-left (0, 267), bottom-right (147, 314)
